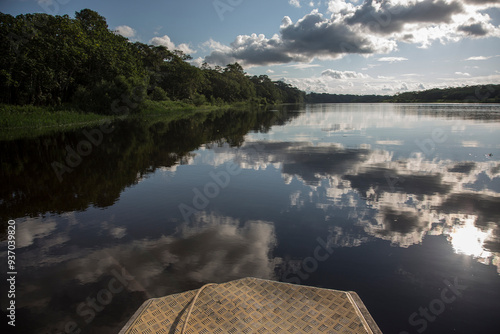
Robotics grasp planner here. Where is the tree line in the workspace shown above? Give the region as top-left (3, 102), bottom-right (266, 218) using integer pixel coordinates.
top-left (305, 85), bottom-right (500, 103)
top-left (390, 85), bottom-right (500, 103)
top-left (0, 9), bottom-right (305, 115)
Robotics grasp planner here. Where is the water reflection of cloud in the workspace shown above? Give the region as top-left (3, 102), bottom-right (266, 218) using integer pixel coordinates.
top-left (208, 140), bottom-right (500, 273)
top-left (147, 111), bottom-right (499, 273)
top-left (462, 141), bottom-right (480, 147)
top-left (13, 212), bottom-right (278, 310)
top-left (448, 162), bottom-right (476, 174)
top-left (376, 140), bottom-right (404, 146)
top-left (101, 221), bottom-right (127, 239)
top-left (346, 167), bottom-right (452, 197)
top-left (16, 218), bottom-right (57, 248)
top-left (174, 213), bottom-right (277, 283)
top-left (232, 141), bottom-right (370, 185)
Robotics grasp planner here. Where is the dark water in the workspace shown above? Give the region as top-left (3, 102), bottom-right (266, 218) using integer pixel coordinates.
top-left (1, 104), bottom-right (500, 333)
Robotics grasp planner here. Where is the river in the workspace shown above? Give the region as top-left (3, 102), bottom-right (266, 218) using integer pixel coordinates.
top-left (1, 103), bottom-right (500, 333)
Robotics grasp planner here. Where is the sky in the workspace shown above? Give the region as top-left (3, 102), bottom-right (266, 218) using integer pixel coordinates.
top-left (2, 0), bottom-right (500, 95)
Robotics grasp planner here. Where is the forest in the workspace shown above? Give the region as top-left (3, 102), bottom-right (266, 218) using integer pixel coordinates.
top-left (305, 85), bottom-right (500, 103)
top-left (0, 9), bottom-right (305, 115)
top-left (389, 85), bottom-right (500, 103)
top-left (1, 9), bottom-right (498, 117)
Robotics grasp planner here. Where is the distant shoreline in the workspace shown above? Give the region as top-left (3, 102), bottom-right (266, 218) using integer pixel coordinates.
top-left (305, 84), bottom-right (500, 104)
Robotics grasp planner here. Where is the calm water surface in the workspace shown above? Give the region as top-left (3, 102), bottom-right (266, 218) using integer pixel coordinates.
top-left (1, 104), bottom-right (500, 333)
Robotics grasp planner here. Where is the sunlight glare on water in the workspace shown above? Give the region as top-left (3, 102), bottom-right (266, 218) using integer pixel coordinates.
top-left (449, 217), bottom-right (493, 259)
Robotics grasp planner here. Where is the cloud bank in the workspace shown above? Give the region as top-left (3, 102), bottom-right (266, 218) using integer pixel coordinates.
top-left (204, 0), bottom-right (500, 67)
top-left (322, 69), bottom-right (370, 79)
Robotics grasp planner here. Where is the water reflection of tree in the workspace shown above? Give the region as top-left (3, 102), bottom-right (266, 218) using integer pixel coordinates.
top-left (0, 108), bottom-right (299, 228)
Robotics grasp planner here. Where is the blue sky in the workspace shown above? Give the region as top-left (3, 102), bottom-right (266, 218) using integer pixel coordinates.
top-left (2, 0), bottom-right (500, 95)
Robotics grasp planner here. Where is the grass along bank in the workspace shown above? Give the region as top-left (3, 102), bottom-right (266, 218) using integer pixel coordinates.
top-left (0, 104), bottom-right (118, 141)
top-left (0, 100), bottom-right (257, 141)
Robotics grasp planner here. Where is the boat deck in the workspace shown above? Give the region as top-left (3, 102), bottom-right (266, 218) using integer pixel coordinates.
top-left (119, 277), bottom-right (382, 334)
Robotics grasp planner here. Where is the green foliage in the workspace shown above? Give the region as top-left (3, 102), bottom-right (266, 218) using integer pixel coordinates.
top-left (73, 75), bottom-right (147, 115)
top-left (191, 93), bottom-right (207, 107)
top-left (390, 85), bottom-right (500, 103)
top-left (150, 86), bottom-right (169, 101)
top-left (0, 9), bottom-right (305, 116)
top-left (305, 93), bottom-right (389, 103)
top-left (0, 103), bottom-right (110, 139)
top-left (0, 9), bottom-right (146, 111)
top-left (305, 86), bottom-right (500, 103)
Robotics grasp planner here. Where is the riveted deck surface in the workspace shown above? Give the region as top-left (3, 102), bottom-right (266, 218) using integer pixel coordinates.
top-left (120, 277), bottom-right (382, 334)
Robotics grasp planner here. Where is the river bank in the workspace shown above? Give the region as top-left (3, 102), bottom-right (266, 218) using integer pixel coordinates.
top-left (0, 100), bottom-right (254, 141)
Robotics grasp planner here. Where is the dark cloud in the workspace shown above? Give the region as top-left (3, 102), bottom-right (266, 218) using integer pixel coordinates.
top-left (458, 23), bottom-right (489, 36)
top-left (281, 146), bottom-right (370, 184)
top-left (345, 0), bottom-right (463, 34)
top-left (205, 12), bottom-right (393, 66)
top-left (464, 0), bottom-right (500, 4)
top-left (448, 162), bottom-right (476, 173)
top-left (344, 167), bottom-right (452, 198)
top-left (205, 46), bottom-right (296, 67)
top-left (437, 193), bottom-right (500, 227)
top-left (280, 12), bottom-right (383, 56)
top-left (484, 226), bottom-right (500, 253)
top-left (204, 0), bottom-right (498, 66)
top-left (491, 164), bottom-right (500, 175)
top-left (378, 209), bottom-right (424, 234)
top-left (234, 142), bottom-right (370, 184)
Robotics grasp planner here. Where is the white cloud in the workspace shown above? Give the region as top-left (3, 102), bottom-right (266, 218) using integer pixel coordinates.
top-left (327, 0), bottom-right (356, 15)
top-left (150, 35), bottom-right (196, 55)
top-left (378, 57), bottom-right (408, 62)
top-left (322, 69), bottom-right (370, 79)
top-left (401, 73), bottom-right (424, 77)
top-left (376, 140), bottom-right (404, 146)
top-left (455, 71), bottom-right (471, 76)
top-left (190, 57), bottom-right (205, 68)
top-left (466, 56), bottom-right (490, 61)
top-left (462, 141), bottom-right (480, 147)
top-left (284, 72), bottom-right (441, 94)
top-left (285, 77), bottom-right (330, 93)
top-left (465, 55), bottom-right (500, 61)
top-left (36, 0), bottom-right (54, 5)
top-left (289, 0), bottom-right (302, 8)
top-left (287, 63), bottom-right (322, 69)
top-left (202, 38), bottom-right (232, 52)
top-left (114, 25), bottom-right (136, 38)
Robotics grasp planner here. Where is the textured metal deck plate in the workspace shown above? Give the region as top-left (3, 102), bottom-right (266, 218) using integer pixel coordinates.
top-left (120, 277), bottom-right (382, 334)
